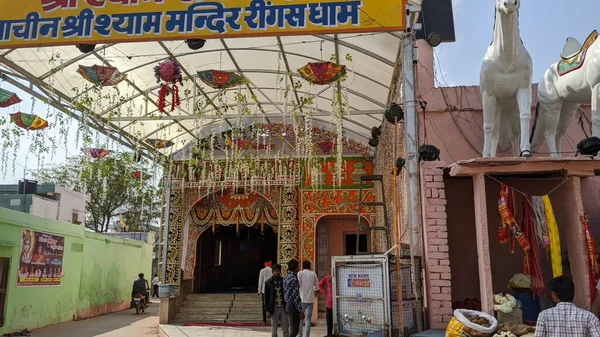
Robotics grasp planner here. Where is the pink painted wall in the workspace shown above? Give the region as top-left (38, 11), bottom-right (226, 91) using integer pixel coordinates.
top-left (581, 177), bottom-right (600, 241)
top-left (446, 176), bottom-right (590, 309)
top-left (415, 40), bottom-right (590, 162)
top-left (315, 216), bottom-right (369, 272)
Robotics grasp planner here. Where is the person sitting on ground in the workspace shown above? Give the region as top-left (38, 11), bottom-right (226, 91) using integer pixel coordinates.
top-left (535, 276), bottom-right (600, 337)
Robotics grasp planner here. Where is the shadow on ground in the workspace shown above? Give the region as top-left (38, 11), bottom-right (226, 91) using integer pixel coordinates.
top-left (30, 300), bottom-right (160, 337)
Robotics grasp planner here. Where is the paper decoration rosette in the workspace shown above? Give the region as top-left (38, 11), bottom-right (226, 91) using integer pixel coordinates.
top-left (147, 138), bottom-right (174, 149)
top-left (197, 70), bottom-right (245, 89)
top-left (83, 147), bottom-right (111, 159)
top-left (0, 88), bottom-right (21, 108)
top-left (10, 112), bottom-right (49, 130)
top-left (298, 61), bottom-right (347, 85)
top-left (77, 65), bottom-right (127, 87)
top-left (154, 60), bottom-right (183, 113)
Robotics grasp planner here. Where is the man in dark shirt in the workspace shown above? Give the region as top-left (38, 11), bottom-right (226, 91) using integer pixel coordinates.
top-left (284, 260), bottom-right (303, 337)
top-left (265, 264), bottom-right (289, 337)
top-left (132, 273), bottom-right (149, 305)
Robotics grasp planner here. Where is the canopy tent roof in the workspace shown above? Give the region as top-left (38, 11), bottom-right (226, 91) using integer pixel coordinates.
top-left (0, 33), bottom-right (403, 159)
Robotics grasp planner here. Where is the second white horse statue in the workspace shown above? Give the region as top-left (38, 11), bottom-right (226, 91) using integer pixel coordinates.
top-left (480, 0), bottom-right (533, 157)
top-left (531, 31), bottom-right (600, 157)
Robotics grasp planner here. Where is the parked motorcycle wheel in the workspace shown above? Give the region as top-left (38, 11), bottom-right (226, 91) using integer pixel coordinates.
top-left (135, 301), bottom-right (140, 314)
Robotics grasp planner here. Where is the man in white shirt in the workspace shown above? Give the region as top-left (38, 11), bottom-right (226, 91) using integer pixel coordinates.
top-left (297, 261), bottom-right (319, 337)
top-left (258, 260), bottom-right (273, 325)
top-left (151, 274), bottom-right (159, 298)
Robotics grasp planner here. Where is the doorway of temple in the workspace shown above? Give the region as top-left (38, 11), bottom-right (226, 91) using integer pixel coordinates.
top-left (195, 225), bottom-right (278, 293)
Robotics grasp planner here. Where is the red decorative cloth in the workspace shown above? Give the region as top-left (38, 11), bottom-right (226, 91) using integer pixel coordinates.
top-left (522, 196), bottom-right (545, 297)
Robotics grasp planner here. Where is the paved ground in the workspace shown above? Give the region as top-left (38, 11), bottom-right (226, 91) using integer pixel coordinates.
top-left (160, 322), bottom-right (327, 337)
top-left (31, 300), bottom-right (160, 337)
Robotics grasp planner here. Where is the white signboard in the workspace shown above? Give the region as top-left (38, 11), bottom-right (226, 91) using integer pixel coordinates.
top-left (336, 264), bottom-right (387, 336)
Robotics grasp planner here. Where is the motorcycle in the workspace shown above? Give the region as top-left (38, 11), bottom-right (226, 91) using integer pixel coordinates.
top-left (133, 293), bottom-right (147, 314)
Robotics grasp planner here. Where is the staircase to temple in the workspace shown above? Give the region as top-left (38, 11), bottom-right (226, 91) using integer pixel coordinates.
top-left (177, 293), bottom-right (264, 323)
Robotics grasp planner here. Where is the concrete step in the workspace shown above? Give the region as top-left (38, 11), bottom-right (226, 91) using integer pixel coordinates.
top-left (229, 306), bottom-right (263, 314)
top-left (177, 313), bottom-right (228, 322)
top-left (187, 294), bottom-right (234, 301)
top-left (234, 293), bottom-right (262, 301)
top-left (227, 313), bottom-right (264, 322)
top-left (183, 300), bottom-right (232, 308)
top-left (179, 306), bottom-right (231, 315)
top-left (231, 301), bottom-right (262, 308)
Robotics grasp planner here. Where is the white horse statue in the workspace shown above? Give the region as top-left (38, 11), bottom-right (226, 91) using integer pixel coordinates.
top-left (531, 31), bottom-right (600, 157)
top-left (480, 0), bottom-right (533, 157)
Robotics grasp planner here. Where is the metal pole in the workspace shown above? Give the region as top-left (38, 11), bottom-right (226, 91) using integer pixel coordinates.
top-left (161, 175), bottom-right (172, 284)
top-left (403, 7), bottom-right (424, 331)
top-left (403, 25), bottom-right (422, 258)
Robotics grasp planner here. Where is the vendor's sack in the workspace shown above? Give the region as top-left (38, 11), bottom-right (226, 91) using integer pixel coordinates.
top-left (446, 309), bottom-right (498, 337)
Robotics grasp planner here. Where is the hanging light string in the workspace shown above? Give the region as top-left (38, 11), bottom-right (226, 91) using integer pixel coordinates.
top-left (484, 174), bottom-right (572, 199)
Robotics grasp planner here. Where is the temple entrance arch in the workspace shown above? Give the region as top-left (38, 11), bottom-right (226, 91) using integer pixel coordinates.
top-left (182, 187), bottom-right (280, 293)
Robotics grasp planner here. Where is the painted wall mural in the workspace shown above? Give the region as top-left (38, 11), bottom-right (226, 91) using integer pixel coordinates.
top-left (303, 158), bottom-right (375, 189)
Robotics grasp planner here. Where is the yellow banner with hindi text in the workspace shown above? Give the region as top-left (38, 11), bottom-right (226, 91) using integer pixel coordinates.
top-left (0, 0), bottom-right (407, 48)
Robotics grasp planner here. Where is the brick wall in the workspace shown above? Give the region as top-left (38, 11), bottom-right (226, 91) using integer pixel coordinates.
top-left (420, 162), bottom-right (453, 329)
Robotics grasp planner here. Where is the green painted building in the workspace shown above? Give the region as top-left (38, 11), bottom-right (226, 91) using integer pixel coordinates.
top-left (0, 208), bottom-right (153, 335)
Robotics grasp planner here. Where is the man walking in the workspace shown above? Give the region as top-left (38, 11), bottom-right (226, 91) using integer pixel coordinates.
top-left (535, 276), bottom-right (600, 336)
top-left (152, 274), bottom-right (159, 298)
top-left (284, 259), bottom-right (303, 337)
top-left (298, 261), bottom-right (319, 337)
top-left (258, 260), bottom-right (273, 324)
top-left (265, 264), bottom-right (289, 337)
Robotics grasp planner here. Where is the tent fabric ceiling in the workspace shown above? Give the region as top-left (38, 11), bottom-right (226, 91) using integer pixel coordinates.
top-left (0, 33), bottom-right (402, 157)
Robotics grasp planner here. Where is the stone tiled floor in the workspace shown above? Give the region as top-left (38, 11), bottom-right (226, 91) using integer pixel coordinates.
top-left (160, 322), bottom-right (328, 337)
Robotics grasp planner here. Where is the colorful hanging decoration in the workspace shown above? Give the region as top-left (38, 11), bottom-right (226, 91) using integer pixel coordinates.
top-left (197, 70), bottom-right (245, 89)
top-left (154, 60), bottom-right (183, 113)
top-left (298, 62), bottom-right (347, 85)
top-left (147, 138), bottom-right (174, 149)
top-left (133, 171), bottom-right (151, 180)
top-left (10, 112), bottom-right (49, 130)
top-left (83, 147), bottom-right (111, 159)
top-left (522, 196), bottom-right (545, 297)
top-left (531, 196), bottom-right (550, 248)
top-left (0, 88), bottom-right (21, 108)
top-left (542, 195), bottom-right (562, 278)
top-left (498, 184), bottom-right (531, 253)
top-left (581, 215), bottom-right (599, 298)
top-left (77, 65), bottom-right (127, 87)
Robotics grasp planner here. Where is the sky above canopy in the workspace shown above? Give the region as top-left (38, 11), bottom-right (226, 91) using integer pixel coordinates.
top-left (2, 0), bottom-right (600, 183)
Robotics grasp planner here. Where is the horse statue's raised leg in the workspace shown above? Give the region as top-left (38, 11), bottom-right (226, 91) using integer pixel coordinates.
top-left (554, 103), bottom-right (579, 156)
top-left (516, 86), bottom-right (532, 157)
top-left (541, 102), bottom-right (564, 157)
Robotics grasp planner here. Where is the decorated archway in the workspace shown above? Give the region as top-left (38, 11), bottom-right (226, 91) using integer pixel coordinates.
top-left (181, 185), bottom-right (300, 280)
top-left (300, 189), bottom-right (378, 267)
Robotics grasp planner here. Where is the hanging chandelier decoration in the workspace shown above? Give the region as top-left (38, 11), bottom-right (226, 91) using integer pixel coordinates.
top-left (198, 70), bottom-right (245, 89)
top-left (147, 138), bottom-right (174, 149)
top-left (0, 88), bottom-right (21, 108)
top-left (77, 65), bottom-right (127, 87)
top-left (10, 112), bottom-right (49, 130)
top-left (298, 61), bottom-right (346, 85)
top-left (154, 60), bottom-right (183, 113)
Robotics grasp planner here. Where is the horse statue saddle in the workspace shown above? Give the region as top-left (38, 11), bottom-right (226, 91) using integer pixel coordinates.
top-left (557, 30), bottom-right (599, 76)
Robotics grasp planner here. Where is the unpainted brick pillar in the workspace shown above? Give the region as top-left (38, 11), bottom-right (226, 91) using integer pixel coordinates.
top-left (419, 162), bottom-right (453, 329)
